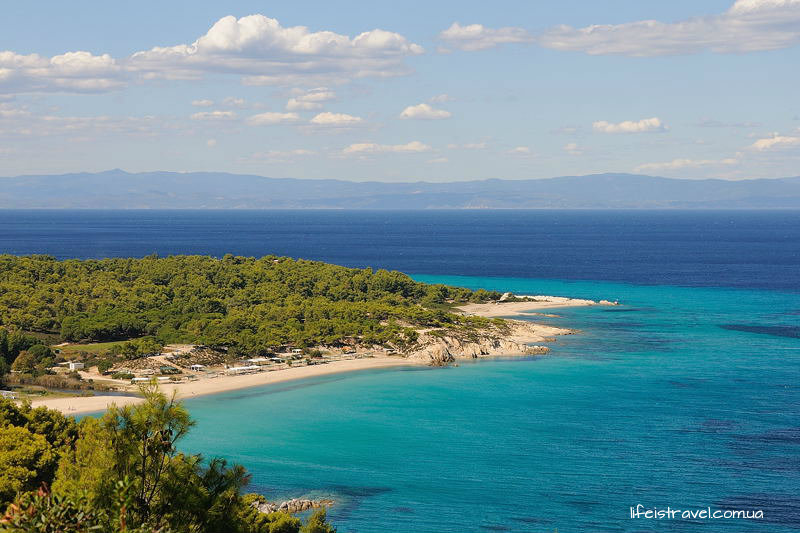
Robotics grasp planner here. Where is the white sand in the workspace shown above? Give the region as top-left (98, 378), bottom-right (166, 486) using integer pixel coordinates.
top-left (29, 357), bottom-right (415, 415)
top-left (457, 295), bottom-right (609, 318)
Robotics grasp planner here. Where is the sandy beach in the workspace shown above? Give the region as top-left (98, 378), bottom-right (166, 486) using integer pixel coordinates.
top-left (457, 295), bottom-right (615, 318)
top-left (30, 356), bottom-right (415, 415)
top-left (27, 295), bottom-right (614, 416)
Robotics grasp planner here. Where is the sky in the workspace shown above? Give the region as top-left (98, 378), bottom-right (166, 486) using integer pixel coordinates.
top-left (1, 0), bottom-right (799, 182)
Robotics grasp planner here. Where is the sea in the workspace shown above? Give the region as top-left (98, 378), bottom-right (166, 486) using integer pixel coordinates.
top-left (1, 209), bottom-right (798, 532)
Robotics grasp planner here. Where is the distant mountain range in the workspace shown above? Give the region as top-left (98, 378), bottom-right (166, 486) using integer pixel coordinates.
top-left (2, 169), bottom-right (800, 209)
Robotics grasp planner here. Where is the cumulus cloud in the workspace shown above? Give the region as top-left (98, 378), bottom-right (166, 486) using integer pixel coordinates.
top-left (309, 111), bottom-right (363, 126)
top-left (428, 157), bottom-right (449, 163)
top-left (129, 15), bottom-right (424, 86)
top-left (399, 103), bottom-right (452, 120)
top-left (191, 99), bottom-right (214, 107)
top-left (438, 22), bottom-right (533, 51)
top-left (563, 142), bottom-right (583, 155)
top-left (635, 157), bottom-right (740, 172)
top-left (0, 15), bottom-right (423, 94)
top-left (286, 87), bottom-right (335, 110)
top-left (748, 134), bottom-right (800, 150)
top-left (539, 0), bottom-right (800, 56)
top-left (593, 117), bottom-right (666, 133)
top-left (0, 51), bottom-right (124, 94)
top-left (343, 141), bottom-right (431, 154)
top-left (206, 139), bottom-right (217, 147)
top-left (190, 110), bottom-right (237, 120)
top-left (246, 111), bottom-right (300, 125)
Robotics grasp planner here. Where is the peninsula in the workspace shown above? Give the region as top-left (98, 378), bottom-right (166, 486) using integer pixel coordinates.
top-left (0, 254), bottom-right (611, 414)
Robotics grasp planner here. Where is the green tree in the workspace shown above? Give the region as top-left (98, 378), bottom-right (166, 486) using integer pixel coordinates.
top-left (54, 386), bottom-right (251, 533)
top-left (11, 351), bottom-right (36, 375)
top-left (0, 425), bottom-right (56, 506)
top-left (1, 480), bottom-right (166, 533)
top-left (267, 513), bottom-right (302, 533)
top-left (300, 509), bottom-right (336, 533)
top-left (96, 360), bottom-right (113, 374)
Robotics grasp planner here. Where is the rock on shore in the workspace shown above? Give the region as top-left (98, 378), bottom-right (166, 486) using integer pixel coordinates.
top-left (405, 319), bottom-right (573, 366)
top-left (255, 497), bottom-right (335, 514)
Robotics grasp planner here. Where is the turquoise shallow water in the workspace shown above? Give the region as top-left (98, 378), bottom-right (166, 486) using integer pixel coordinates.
top-left (180, 276), bottom-right (800, 532)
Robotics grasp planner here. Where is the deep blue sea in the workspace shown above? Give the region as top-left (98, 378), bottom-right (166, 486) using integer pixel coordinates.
top-left (2, 210), bottom-right (799, 532)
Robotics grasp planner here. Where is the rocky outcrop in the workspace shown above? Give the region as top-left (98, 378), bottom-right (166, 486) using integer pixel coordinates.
top-left (405, 320), bottom-right (573, 366)
top-left (254, 497), bottom-right (335, 514)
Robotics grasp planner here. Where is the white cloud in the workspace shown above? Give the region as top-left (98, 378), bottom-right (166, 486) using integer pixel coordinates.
top-left (635, 157), bottom-right (740, 172)
top-left (551, 126), bottom-right (580, 135)
top-left (0, 102), bottom-right (30, 118)
top-left (430, 94), bottom-right (453, 103)
top-left (563, 142), bottom-right (583, 155)
top-left (447, 142), bottom-right (487, 150)
top-left (429, 157), bottom-right (449, 163)
top-left (0, 15), bottom-right (423, 94)
top-left (343, 141), bottom-right (431, 155)
top-left (286, 99), bottom-right (322, 111)
top-left (222, 97), bottom-right (247, 108)
top-left (539, 0), bottom-right (800, 56)
top-left (309, 111), bottom-right (363, 126)
top-left (593, 117), bottom-right (666, 133)
top-left (190, 110), bottom-right (237, 121)
top-left (0, 51), bottom-right (124, 94)
top-left (246, 111), bottom-right (299, 125)
top-left (286, 88), bottom-right (335, 110)
top-left (438, 22), bottom-right (533, 51)
top-left (191, 99), bottom-right (214, 107)
top-left (506, 146), bottom-right (532, 155)
top-left (130, 15), bottom-right (424, 86)
top-left (206, 139), bottom-right (217, 147)
top-left (748, 134), bottom-right (800, 150)
top-left (697, 118), bottom-right (761, 128)
top-left (0, 106), bottom-right (171, 140)
top-left (399, 103), bottom-right (452, 120)
top-left (251, 149), bottom-right (315, 160)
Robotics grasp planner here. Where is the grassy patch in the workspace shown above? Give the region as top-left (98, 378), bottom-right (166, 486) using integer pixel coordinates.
top-left (55, 340), bottom-right (135, 357)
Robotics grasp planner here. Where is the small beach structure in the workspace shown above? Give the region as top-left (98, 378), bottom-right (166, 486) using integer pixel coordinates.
top-left (68, 362), bottom-right (85, 371)
top-left (246, 357), bottom-right (270, 365)
top-left (189, 364), bottom-right (205, 371)
top-left (225, 365), bottom-right (261, 375)
top-left (1, 390), bottom-right (17, 399)
top-left (131, 377), bottom-right (151, 384)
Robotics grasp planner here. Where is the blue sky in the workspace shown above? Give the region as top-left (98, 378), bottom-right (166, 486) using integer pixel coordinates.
top-left (1, 0), bottom-right (799, 181)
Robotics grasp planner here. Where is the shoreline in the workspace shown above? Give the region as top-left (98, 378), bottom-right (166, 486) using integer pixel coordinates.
top-left (456, 295), bottom-right (615, 318)
top-left (29, 356), bottom-right (416, 416)
top-left (27, 294), bottom-right (614, 416)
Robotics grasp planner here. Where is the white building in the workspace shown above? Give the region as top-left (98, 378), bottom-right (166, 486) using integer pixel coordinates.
top-left (225, 365), bottom-right (261, 375)
top-left (68, 362), bottom-right (85, 371)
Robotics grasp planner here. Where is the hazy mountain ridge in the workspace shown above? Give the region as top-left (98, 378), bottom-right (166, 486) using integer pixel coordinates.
top-left (2, 169), bottom-right (800, 208)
